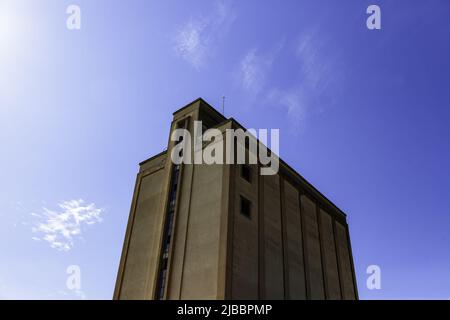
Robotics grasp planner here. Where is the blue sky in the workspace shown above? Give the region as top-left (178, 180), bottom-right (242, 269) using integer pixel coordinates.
top-left (1, 0), bottom-right (450, 299)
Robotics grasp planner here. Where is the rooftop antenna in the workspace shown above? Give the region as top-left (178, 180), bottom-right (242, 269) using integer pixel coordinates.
top-left (222, 96), bottom-right (225, 116)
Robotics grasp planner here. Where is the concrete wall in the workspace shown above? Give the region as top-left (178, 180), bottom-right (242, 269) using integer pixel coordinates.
top-left (283, 179), bottom-right (307, 299)
top-left (176, 163), bottom-right (224, 299)
top-left (165, 105), bottom-right (228, 299)
top-left (230, 164), bottom-right (259, 299)
top-left (228, 164), bottom-right (357, 300)
top-left (165, 163), bottom-right (193, 299)
top-left (319, 209), bottom-right (341, 299)
top-left (114, 155), bottom-right (166, 299)
top-left (335, 221), bottom-right (357, 299)
top-left (301, 194), bottom-right (325, 299)
top-left (261, 174), bottom-right (285, 299)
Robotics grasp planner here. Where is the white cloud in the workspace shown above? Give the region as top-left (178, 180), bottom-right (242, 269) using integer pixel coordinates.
top-left (173, 0), bottom-right (236, 70)
top-left (295, 29), bottom-right (336, 95)
top-left (31, 199), bottom-right (103, 252)
top-left (267, 29), bottom-right (342, 130)
top-left (236, 41), bottom-right (285, 97)
top-left (268, 87), bottom-right (307, 127)
top-left (238, 49), bottom-right (270, 96)
top-left (174, 20), bottom-right (207, 70)
top-left (233, 27), bottom-right (343, 130)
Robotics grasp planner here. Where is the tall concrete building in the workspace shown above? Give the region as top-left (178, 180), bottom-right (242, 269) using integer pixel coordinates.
top-left (114, 98), bottom-right (358, 300)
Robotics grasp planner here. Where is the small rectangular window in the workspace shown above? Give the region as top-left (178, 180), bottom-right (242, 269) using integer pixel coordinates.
top-left (241, 164), bottom-right (251, 183)
top-left (240, 196), bottom-right (252, 219)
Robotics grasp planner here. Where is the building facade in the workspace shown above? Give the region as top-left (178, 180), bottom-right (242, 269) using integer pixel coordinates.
top-left (113, 98), bottom-right (358, 300)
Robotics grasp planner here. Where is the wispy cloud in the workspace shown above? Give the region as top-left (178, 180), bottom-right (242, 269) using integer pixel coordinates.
top-left (294, 28), bottom-right (337, 97)
top-left (270, 29), bottom-right (342, 129)
top-left (31, 199), bottom-right (103, 252)
top-left (233, 27), bottom-right (343, 130)
top-left (237, 49), bottom-right (272, 96)
top-left (267, 87), bottom-right (308, 126)
top-left (173, 0), bottom-right (236, 70)
top-left (236, 41), bottom-right (284, 97)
